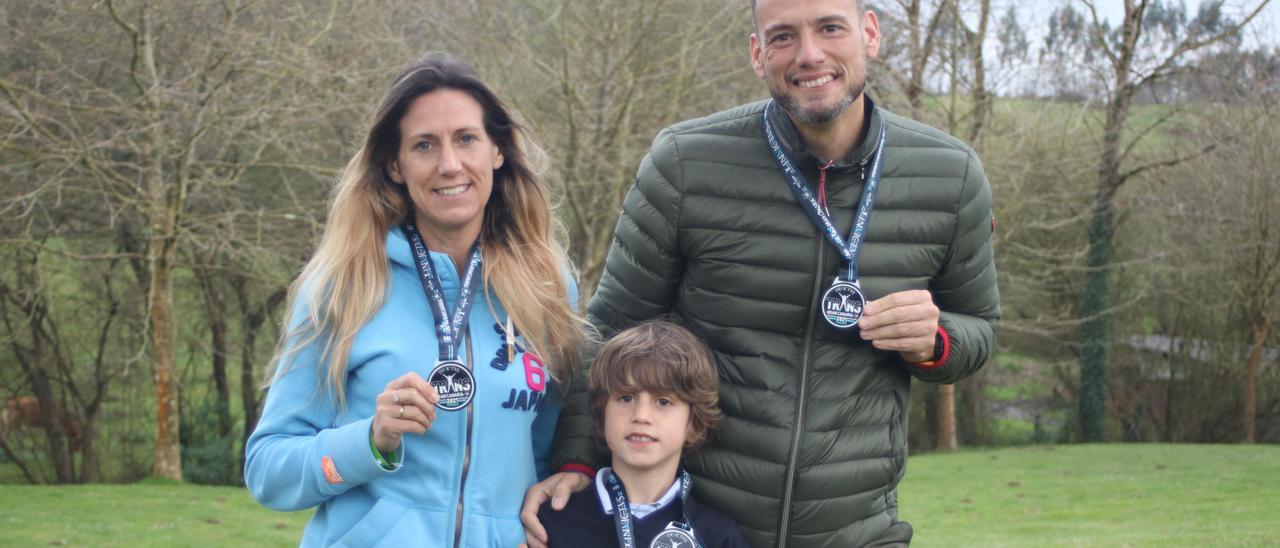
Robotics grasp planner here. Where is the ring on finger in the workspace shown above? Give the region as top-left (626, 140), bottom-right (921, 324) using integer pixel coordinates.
top-left (399, 405), bottom-right (405, 419)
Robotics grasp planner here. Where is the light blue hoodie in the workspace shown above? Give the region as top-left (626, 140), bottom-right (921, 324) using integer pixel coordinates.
top-left (245, 226), bottom-right (573, 547)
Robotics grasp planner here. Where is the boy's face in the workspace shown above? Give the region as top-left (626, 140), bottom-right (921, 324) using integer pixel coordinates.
top-left (604, 388), bottom-right (691, 478)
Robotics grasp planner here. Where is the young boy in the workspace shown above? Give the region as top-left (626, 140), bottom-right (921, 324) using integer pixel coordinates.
top-left (538, 320), bottom-right (749, 547)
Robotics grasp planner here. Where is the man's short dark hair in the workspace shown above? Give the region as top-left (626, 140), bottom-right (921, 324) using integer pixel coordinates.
top-left (750, 0), bottom-right (868, 30)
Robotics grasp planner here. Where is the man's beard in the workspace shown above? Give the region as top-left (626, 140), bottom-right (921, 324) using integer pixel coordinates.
top-left (772, 78), bottom-right (863, 126)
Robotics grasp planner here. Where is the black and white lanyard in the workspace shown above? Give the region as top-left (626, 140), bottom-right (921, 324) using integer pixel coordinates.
top-left (761, 100), bottom-right (886, 285)
top-left (606, 469), bottom-right (703, 548)
top-left (401, 221), bottom-right (482, 362)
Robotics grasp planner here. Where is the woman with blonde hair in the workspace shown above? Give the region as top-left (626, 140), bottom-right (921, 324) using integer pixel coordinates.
top-left (245, 52), bottom-right (585, 547)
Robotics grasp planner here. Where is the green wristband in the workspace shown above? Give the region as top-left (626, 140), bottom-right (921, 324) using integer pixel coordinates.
top-left (369, 430), bottom-right (399, 470)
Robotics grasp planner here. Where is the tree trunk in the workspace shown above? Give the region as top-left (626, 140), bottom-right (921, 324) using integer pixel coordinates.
top-left (921, 384), bottom-right (940, 451)
top-left (1079, 183), bottom-right (1116, 442)
top-left (1079, 0), bottom-right (1140, 441)
top-left (1079, 78), bottom-right (1136, 440)
top-left (906, 0), bottom-right (926, 121)
top-left (1244, 316), bottom-right (1270, 443)
top-left (966, 0), bottom-right (990, 150)
top-left (79, 421), bottom-right (98, 483)
top-left (136, 6), bottom-right (183, 481)
top-left (239, 321), bottom-right (260, 477)
top-left (81, 269), bottom-right (120, 483)
top-left (213, 314), bottom-right (231, 439)
top-left (935, 12), bottom-right (959, 451)
top-left (1163, 306), bottom-right (1181, 443)
top-left (903, 0), bottom-right (943, 123)
top-left (937, 384), bottom-right (958, 450)
top-left (17, 255), bottom-right (76, 483)
top-left (148, 228), bottom-right (182, 480)
top-left (30, 369), bottom-right (75, 483)
top-left (199, 270), bottom-right (232, 439)
top-left (238, 284), bottom-right (287, 475)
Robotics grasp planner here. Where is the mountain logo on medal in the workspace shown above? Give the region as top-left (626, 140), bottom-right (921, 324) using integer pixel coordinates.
top-left (822, 281), bottom-right (865, 328)
top-left (429, 361), bottom-right (475, 411)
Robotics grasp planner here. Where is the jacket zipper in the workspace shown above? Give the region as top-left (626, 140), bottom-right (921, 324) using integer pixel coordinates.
top-left (453, 331), bottom-right (475, 548)
top-left (777, 220), bottom-right (827, 547)
top-left (775, 116), bottom-right (878, 546)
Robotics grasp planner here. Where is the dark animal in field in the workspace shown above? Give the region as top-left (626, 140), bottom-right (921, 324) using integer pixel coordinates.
top-left (2, 396), bottom-right (82, 451)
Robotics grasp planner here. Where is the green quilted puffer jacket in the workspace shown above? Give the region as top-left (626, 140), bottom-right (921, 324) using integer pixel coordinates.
top-left (552, 98), bottom-right (1000, 547)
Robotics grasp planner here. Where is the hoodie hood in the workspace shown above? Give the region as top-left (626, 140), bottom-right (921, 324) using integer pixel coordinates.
top-left (386, 224), bottom-right (465, 295)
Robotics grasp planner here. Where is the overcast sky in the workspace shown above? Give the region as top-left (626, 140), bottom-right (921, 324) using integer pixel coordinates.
top-left (937, 0), bottom-right (1279, 96)
top-left (1070, 0), bottom-right (1278, 47)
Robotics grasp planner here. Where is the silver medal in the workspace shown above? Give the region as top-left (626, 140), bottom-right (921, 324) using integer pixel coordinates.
top-left (429, 360), bottom-right (475, 411)
top-left (821, 279), bottom-right (865, 329)
top-left (649, 523), bottom-right (697, 548)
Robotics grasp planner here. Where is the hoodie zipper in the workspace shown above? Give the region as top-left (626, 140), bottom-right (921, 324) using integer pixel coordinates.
top-left (453, 332), bottom-right (475, 548)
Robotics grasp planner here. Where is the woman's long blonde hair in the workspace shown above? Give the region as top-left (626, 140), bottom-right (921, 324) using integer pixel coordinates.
top-left (271, 52), bottom-right (584, 406)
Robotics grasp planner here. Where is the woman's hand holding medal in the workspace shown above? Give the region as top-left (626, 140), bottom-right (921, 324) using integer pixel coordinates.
top-left (372, 372), bottom-right (441, 453)
top-left (858, 289), bottom-right (940, 363)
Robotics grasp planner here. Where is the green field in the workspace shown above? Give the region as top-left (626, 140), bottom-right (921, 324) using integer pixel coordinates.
top-left (0, 478), bottom-right (312, 547)
top-left (1, 444), bottom-right (1277, 546)
top-left (900, 444), bottom-right (1280, 547)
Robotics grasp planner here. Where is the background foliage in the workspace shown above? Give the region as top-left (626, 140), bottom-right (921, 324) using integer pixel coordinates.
top-left (1, 0), bottom-right (1276, 484)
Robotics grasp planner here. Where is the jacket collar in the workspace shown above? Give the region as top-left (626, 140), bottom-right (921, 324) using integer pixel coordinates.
top-left (593, 467), bottom-right (682, 520)
top-left (766, 93), bottom-right (883, 171)
top-left (387, 224), bottom-right (463, 293)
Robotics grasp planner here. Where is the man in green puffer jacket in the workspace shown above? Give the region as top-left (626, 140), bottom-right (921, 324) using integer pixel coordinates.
top-left (521, 0), bottom-right (999, 546)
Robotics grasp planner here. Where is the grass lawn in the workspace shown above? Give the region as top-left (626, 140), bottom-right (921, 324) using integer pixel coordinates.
top-left (0, 479), bottom-right (312, 547)
top-left (1, 445), bottom-right (1276, 546)
top-left (900, 444), bottom-right (1280, 547)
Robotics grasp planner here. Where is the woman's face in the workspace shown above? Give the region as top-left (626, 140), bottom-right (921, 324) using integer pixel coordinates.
top-left (387, 89), bottom-right (503, 245)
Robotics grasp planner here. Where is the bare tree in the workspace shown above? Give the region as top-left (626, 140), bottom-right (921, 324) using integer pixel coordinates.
top-left (874, 0), bottom-right (992, 451)
top-left (875, 0), bottom-right (948, 120)
top-left (1, 0), bottom-right (360, 480)
top-left (1197, 98), bottom-right (1280, 443)
top-left (1063, 0), bottom-right (1270, 441)
top-left (431, 0), bottom-right (757, 291)
top-left (933, 0), bottom-right (992, 451)
top-left (0, 248), bottom-right (77, 482)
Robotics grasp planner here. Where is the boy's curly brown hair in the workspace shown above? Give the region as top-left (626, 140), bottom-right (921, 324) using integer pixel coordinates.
top-left (588, 320), bottom-right (722, 448)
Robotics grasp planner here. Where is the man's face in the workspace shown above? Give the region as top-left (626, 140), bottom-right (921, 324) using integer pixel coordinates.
top-left (750, 0), bottom-right (880, 127)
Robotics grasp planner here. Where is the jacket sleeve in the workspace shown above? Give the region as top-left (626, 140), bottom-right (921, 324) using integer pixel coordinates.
top-left (907, 150), bottom-right (1000, 384)
top-left (243, 302), bottom-right (396, 511)
top-left (531, 381), bottom-right (563, 481)
top-left (550, 129), bottom-right (687, 470)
